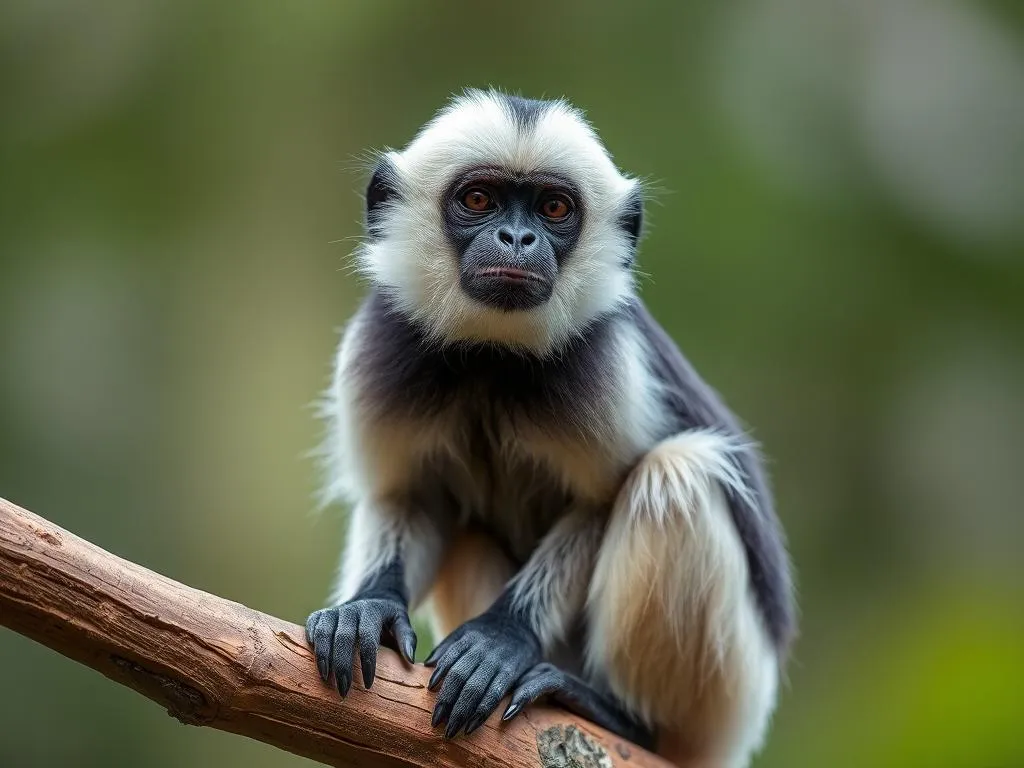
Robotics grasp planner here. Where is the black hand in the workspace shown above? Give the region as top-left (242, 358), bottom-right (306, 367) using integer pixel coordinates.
top-left (423, 608), bottom-right (541, 739)
top-left (503, 663), bottom-right (656, 750)
top-left (305, 594), bottom-right (416, 697)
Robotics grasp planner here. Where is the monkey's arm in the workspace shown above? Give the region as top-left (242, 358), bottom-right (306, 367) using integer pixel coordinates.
top-left (308, 306), bottom-right (459, 696)
top-left (424, 508), bottom-right (605, 738)
top-left (306, 497), bottom-right (448, 696)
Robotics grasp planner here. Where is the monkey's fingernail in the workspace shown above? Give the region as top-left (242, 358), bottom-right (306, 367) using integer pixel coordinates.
top-left (337, 673), bottom-right (351, 698)
top-left (431, 706), bottom-right (446, 728)
top-left (317, 658), bottom-right (330, 681)
top-left (502, 702), bottom-right (521, 721)
top-left (424, 647), bottom-right (441, 666)
top-left (444, 720), bottom-right (462, 739)
top-left (402, 637), bottom-right (416, 663)
top-left (465, 714), bottom-right (486, 734)
top-left (428, 667), bottom-right (444, 690)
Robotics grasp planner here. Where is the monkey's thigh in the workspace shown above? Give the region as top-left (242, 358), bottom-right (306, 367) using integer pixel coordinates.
top-left (424, 530), bottom-right (516, 641)
top-left (586, 432), bottom-right (778, 767)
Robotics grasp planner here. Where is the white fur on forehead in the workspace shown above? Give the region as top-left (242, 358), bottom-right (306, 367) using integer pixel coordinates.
top-left (355, 90), bottom-right (640, 354)
top-left (396, 90), bottom-right (635, 200)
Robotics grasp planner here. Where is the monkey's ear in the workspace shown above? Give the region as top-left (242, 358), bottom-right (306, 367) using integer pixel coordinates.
top-left (618, 187), bottom-right (644, 259)
top-left (365, 157), bottom-right (399, 238)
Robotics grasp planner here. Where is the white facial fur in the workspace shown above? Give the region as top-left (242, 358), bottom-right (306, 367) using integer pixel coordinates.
top-left (354, 89), bottom-right (642, 353)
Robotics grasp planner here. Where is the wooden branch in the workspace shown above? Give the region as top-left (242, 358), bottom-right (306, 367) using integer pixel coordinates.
top-left (0, 496), bottom-right (670, 768)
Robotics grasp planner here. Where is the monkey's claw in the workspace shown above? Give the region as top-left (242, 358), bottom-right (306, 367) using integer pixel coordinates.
top-left (305, 597), bottom-right (416, 698)
top-left (502, 662), bottom-right (564, 721)
top-left (423, 611), bottom-right (541, 738)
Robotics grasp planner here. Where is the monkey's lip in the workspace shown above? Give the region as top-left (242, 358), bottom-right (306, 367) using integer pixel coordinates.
top-left (463, 266), bottom-right (554, 311)
top-left (473, 267), bottom-right (548, 284)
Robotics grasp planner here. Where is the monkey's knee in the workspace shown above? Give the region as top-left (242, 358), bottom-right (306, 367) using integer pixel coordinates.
top-left (425, 531), bottom-right (514, 640)
top-left (586, 431), bottom-right (779, 767)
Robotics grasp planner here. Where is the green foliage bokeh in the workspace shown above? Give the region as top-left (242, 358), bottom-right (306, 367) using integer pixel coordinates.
top-left (1, 2), bottom-right (1022, 766)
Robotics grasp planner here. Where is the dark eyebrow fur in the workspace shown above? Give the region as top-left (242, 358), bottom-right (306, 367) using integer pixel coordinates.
top-left (445, 166), bottom-right (582, 199)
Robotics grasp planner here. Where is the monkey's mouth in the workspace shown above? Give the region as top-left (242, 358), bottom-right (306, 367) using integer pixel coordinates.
top-left (462, 266), bottom-right (553, 311)
top-left (473, 266), bottom-right (547, 284)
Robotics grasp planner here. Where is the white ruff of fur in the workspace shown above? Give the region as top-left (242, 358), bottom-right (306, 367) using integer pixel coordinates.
top-left (354, 89), bottom-right (641, 353)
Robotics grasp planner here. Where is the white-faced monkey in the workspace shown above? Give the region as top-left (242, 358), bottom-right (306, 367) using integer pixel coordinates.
top-left (306, 89), bottom-right (796, 768)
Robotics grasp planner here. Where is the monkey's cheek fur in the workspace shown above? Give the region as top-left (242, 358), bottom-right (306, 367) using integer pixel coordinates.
top-left (422, 612), bottom-right (543, 739)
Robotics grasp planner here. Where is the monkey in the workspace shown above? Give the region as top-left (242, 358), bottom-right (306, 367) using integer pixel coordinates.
top-left (305, 88), bottom-right (796, 768)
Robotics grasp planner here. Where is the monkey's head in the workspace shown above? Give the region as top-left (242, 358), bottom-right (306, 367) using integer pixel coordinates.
top-left (356, 89), bottom-right (644, 353)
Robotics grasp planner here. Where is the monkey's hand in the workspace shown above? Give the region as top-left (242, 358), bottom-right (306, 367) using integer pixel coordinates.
top-left (423, 608), bottom-right (542, 739)
top-left (503, 662), bottom-right (656, 749)
top-left (305, 594), bottom-right (416, 698)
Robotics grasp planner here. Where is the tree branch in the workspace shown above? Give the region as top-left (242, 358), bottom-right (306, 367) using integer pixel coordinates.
top-left (0, 496), bottom-right (671, 768)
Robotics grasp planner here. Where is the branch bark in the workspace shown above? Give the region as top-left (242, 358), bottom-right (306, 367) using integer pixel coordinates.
top-left (0, 496), bottom-right (671, 768)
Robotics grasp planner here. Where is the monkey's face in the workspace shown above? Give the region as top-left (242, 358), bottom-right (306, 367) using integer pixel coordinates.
top-left (444, 168), bottom-right (582, 312)
top-left (356, 90), bottom-right (643, 353)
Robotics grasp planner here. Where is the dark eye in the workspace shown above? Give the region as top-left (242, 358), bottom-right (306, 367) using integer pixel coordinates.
top-left (539, 194), bottom-right (572, 221)
top-left (461, 187), bottom-right (494, 212)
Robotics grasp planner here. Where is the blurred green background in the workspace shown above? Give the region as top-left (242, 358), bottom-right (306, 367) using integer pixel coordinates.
top-left (2, 1), bottom-right (1022, 766)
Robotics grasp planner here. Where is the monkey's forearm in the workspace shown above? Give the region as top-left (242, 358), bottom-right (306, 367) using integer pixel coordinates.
top-left (307, 493), bottom-right (453, 697)
top-left (350, 557), bottom-right (409, 605)
top-left (507, 508), bottom-right (604, 650)
top-left (329, 495), bottom-right (450, 608)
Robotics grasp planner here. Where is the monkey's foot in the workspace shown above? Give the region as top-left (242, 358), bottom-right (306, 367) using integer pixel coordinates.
top-left (504, 663), bottom-right (655, 750)
top-left (423, 609), bottom-right (542, 739)
top-left (305, 596), bottom-right (416, 697)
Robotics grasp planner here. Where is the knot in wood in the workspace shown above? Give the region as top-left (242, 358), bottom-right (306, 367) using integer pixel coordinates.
top-left (537, 724), bottom-right (613, 768)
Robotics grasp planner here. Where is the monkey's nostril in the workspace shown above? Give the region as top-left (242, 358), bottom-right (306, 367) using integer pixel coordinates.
top-left (497, 229), bottom-right (515, 246)
top-left (521, 232), bottom-right (537, 247)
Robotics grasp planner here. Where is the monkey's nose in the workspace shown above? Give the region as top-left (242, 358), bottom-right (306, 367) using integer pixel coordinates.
top-left (495, 227), bottom-right (538, 252)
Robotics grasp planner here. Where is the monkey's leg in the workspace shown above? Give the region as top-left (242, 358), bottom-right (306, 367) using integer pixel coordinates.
top-left (586, 431), bottom-right (781, 768)
top-left (503, 662), bottom-right (655, 749)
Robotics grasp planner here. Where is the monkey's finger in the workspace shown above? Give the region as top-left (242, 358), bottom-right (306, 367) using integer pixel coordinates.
top-left (423, 625), bottom-right (466, 667)
top-left (390, 611), bottom-right (417, 664)
top-left (423, 643), bottom-right (446, 668)
top-left (308, 609), bottom-right (339, 683)
top-left (444, 661), bottom-right (500, 738)
top-left (502, 667), bottom-right (561, 722)
top-left (512, 663), bottom-right (552, 689)
top-left (431, 648), bottom-right (485, 730)
top-left (357, 607), bottom-right (385, 690)
top-left (465, 663), bottom-right (520, 735)
top-left (427, 634), bottom-right (473, 689)
top-left (332, 605), bottom-right (358, 698)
